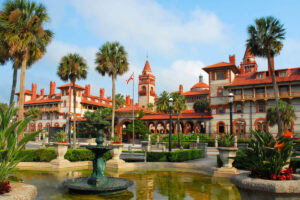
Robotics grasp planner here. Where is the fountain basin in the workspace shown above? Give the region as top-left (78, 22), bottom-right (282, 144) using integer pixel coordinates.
top-left (64, 177), bottom-right (133, 196)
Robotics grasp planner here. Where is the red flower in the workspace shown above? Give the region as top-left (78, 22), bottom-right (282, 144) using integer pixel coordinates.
top-left (62, 141), bottom-right (67, 143)
top-left (270, 174), bottom-right (277, 180)
top-left (283, 130), bottom-right (293, 138)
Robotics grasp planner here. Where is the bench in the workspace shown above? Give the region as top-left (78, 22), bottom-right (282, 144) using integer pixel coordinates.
top-left (120, 152), bottom-right (147, 162)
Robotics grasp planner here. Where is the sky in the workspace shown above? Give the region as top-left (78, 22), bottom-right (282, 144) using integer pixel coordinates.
top-left (1, 0), bottom-right (300, 103)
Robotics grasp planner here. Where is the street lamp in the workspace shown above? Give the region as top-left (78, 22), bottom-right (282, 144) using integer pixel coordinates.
top-left (228, 92), bottom-right (234, 135)
top-left (168, 97), bottom-right (173, 152)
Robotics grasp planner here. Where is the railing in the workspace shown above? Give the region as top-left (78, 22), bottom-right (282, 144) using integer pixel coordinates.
top-left (255, 93), bottom-right (265, 100)
top-left (280, 92), bottom-right (290, 98)
top-left (267, 93), bottom-right (275, 99)
top-left (233, 95), bottom-right (243, 101)
top-left (292, 91), bottom-right (300, 97)
top-left (24, 105), bottom-right (61, 113)
top-left (244, 94), bottom-right (253, 100)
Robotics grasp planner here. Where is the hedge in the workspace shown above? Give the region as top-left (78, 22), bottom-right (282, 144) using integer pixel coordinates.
top-left (146, 149), bottom-right (203, 162)
top-left (0, 148), bottom-right (112, 162)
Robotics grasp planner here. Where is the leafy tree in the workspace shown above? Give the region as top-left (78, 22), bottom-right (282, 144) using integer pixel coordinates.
top-left (115, 93), bottom-right (125, 109)
top-left (95, 42), bottom-right (129, 137)
top-left (0, 104), bottom-right (40, 183)
top-left (0, 0), bottom-right (53, 128)
top-left (193, 99), bottom-right (210, 113)
top-left (171, 92), bottom-right (187, 148)
top-left (124, 109), bottom-right (150, 139)
top-left (247, 16), bottom-right (286, 136)
top-left (156, 91), bottom-right (169, 113)
top-left (78, 109), bottom-right (111, 138)
top-left (57, 53), bottom-right (88, 147)
top-left (266, 100), bottom-right (296, 132)
top-left (147, 103), bottom-right (154, 111)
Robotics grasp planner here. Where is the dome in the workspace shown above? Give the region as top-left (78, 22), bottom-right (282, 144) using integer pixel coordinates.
top-left (191, 82), bottom-right (209, 89)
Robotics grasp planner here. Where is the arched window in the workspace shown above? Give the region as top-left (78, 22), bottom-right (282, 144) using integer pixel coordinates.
top-left (255, 118), bottom-right (268, 133)
top-left (63, 100), bottom-right (66, 107)
top-left (217, 87), bottom-right (223, 97)
top-left (54, 123), bottom-right (60, 127)
top-left (47, 113), bottom-right (50, 120)
top-left (151, 87), bottom-right (153, 91)
top-left (234, 119), bottom-right (246, 135)
top-left (235, 103), bottom-right (243, 113)
top-left (142, 86), bottom-right (146, 91)
top-left (217, 121), bottom-right (225, 134)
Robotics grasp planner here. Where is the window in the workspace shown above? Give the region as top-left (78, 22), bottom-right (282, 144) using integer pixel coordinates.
top-left (47, 113), bottom-right (50, 120)
top-left (218, 122), bottom-right (225, 133)
top-left (257, 102), bottom-right (265, 113)
top-left (236, 103), bottom-right (242, 113)
top-left (218, 105), bottom-right (224, 114)
top-left (235, 89), bottom-right (242, 95)
top-left (279, 71), bottom-right (287, 77)
top-left (62, 90), bottom-right (65, 96)
top-left (235, 120), bottom-right (245, 134)
top-left (256, 119), bottom-right (268, 133)
top-left (142, 86), bottom-right (146, 91)
top-left (257, 73), bottom-right (264, 79)
top-left (217, 87), bottom-right (223, 97)
top-left (63, 100), bottom-right (66, 107)
top-left (217, 71), bottom-right (225, 80)
top-left (256, 88), bottom-right (264, 94)
top-left (55, 113), bottom-right (59, 120)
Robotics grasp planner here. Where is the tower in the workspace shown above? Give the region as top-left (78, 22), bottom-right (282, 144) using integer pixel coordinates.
top-left (138, 60), bottom-right (156, 108)
top-left (239, 47), bottom-right (258, 75)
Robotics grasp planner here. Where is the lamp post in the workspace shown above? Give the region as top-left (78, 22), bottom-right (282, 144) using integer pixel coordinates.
top-left (228, 93), bottom-right (234, 135)
top-left (168, 97), bottom-right (173, 152)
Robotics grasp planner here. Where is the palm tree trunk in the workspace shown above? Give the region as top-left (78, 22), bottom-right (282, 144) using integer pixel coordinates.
top-left (177, 115), bottom-right (181, 148)
top-left (111, 73), bottom-right (116, 138)
top-left (10, 61), bottom-right (18, 106)
top-left (72, 80), bottom-right (77, 148)
top-left (18, 55), bottom-right (28, 141)
top-left (267, 54), bottom-right (282, 137)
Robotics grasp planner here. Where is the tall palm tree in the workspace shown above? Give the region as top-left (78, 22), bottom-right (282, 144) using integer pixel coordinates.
top-left (57, 53), bottom-right (87, 147)
top-left (0, 0), bottom-right (53, 133)
top-left (171, 92), bottom-right (187, 148)
top-left (156, 91), bottom-right (170, 113)
top-left (246, 16), bottom-right (285, 137)
top-left (95, 42), bottom-right (129, 138)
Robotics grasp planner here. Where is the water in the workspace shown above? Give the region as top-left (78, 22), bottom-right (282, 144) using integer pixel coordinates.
top-left (14, 169), bottom-right (241, 200)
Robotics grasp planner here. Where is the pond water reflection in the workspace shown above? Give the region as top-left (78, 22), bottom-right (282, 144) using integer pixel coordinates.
top-left (14, 169), bottom-right (241, 200)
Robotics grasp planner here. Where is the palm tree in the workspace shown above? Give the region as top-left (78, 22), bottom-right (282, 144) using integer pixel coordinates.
top-left (95, 42), bottom-right (129, 138)
top-left (156, 91), bottom-right (170, 113)
top-left (247, 16), bottom-right (285, 137)
top-left (0, 0), bottom-right (53, 131)
top-left (266, 100), bottom-right (296, 132)
top-left (171, 92), bottom-right (187, 148)
top-left (147, 103), bottom-right (154, 111)
top-left (115, 93), bottom-right (125, 109)
top-left (57, 53), bottom-right (88, 147)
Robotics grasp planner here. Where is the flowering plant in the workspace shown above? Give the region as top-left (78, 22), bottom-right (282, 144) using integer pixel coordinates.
top-left (0, 178), bottom-right (11, 194)
top-left (54, 130), bottom-right (67, 143)
top-left (241, 130), bottom-right (294, 180)
top-left (111, 135), bottom-right (121, 144)
top-left (218, 133), bottom-right (234, 147)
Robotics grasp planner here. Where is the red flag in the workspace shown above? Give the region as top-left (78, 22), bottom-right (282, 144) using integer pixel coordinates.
top-left (126, 73), bottom-right (134, 84)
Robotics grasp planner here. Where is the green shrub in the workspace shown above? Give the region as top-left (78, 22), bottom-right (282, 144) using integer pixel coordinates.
top-left (147, 152), bottom-right (168, 162)
top-left (146, 149), bottom-right (203, 162)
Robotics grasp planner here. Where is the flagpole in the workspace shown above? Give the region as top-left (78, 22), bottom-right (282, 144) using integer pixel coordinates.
top-left (132, 73), bottom-right (135, 146)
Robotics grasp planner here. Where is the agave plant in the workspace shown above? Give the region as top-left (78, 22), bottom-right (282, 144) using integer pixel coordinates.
top-left (236, 130), bottom-right (293, 179)
top-left (0, 104), bottom-right (39, 182)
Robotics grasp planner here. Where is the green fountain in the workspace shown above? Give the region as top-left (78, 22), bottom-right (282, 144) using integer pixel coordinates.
top-left (64, 122), bottom-right (133, 196)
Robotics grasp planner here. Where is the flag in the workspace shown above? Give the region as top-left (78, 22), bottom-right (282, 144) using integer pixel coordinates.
top-left (126, 73), bottom-right (134, 84)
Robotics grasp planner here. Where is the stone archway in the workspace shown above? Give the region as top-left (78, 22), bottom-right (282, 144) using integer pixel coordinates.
top-left (117, 119), bottom-right (132, 143)
top-left (148, 122), bottom-right (156, 133)
top-left (37, 123), bottom-right (43, 130)
top-left (156, 121), bottom-right (165, 134)
top-left (184, 121), bottom-right (194, 134)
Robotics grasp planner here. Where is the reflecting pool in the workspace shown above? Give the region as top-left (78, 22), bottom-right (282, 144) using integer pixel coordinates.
top-left (14, 169), bottom-right (241, 200)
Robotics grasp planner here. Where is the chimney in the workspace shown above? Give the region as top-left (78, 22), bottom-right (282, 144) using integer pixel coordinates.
top-left (130, 99), bottom-right (133, 106)
top-left (179, 84), bottom-right (183, 94)
top-left (100, 88), bottom-right (105, 99)
top-left (199, 75), bottom-right (203, 82)
top-left (50, 81), bottom-right (56, 96)
top-left (229, 54), bottom-right (236, 65)
top-left (40, 89), bottom-right (44, 97)
top-left (107, 96), bottom-right (111, 100)
top-left (126, 95), bottom-right (130, 106)
top-left (31, 83), bottom-right (37, 100)
top-left (84, 84), bottom-right (90, 97)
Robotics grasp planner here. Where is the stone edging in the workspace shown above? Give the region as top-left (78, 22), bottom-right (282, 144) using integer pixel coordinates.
top-left (231, 172), bottom-right (300, 194)
top-left (0, 182), bottom-right (37, 200)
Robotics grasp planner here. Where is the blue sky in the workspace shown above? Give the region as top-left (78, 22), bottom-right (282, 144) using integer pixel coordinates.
top-left (1, 0), bottom-right (300, 103)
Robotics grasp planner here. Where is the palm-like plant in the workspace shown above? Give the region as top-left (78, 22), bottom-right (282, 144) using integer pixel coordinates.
top-left (171, 92), bottom-right (187, 148)
top-left (115, 93), bottom-right (125, 109)
top-left (266, 100), bottom-right (296, 132)
top-left (0, 0), bottom-right (53, 128)
top-left (156, 91), bottom-right (170, 113)
top-left (247, 16), bottom-right (286, 136)
top-left (147, 103), bottom-right (154, 111)
top-left (95, 42), bottom-right (129, 138)
top-left (57, 53), bottom-right (88, 147)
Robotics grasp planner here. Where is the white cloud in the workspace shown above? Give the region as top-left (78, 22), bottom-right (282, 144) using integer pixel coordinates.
top-left (70, 0), bottom-right (227, 56)
top-left (154, 60), bottom-right (207, 94)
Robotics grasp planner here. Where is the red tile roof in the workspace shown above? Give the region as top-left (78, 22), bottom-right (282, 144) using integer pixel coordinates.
top-left (203, 62), bottom-right (239, 73)
top-left (225, 67), bottom-right (300, 87)
top-left (143, 60), bottom-right (152, 73)
top-left (182, 89), bottom-right (209, 96)
top-left (191, 82), bottom-right (209, 89)
top-left (116, 104), bottom-right (155, 114)
top-left (57, 83), bottom-right (85, 90)
top-left (15, 90), bottom-right (33, 95)
top-left (24, 99), bottom-right (61, 104)
top-left (81, 99), bottom-right (111, 107)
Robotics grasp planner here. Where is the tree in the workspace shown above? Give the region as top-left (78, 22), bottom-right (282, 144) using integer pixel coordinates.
top-left (266, 100), bottom-right (296, 132)
top-left (147, 103), bottom-right (154, 111)
top-left (115, 93), bottom-right (125, 109)
top-left (0, 0), bottom-right (53, 130)
top-left (156, 91), bottom-right (170, 113)
top-left (247, 16), bottom-right (286, 136)
top-left (193, 99), bottom-right (210, 113)
top-left (95, 42), bottom-right (129, 138)
top-left (124, 110), bottom-right (150, 140)
top-left (57, 53), bottom-right (88, 147)
top-left (171, 92), bottom-right (187, 148)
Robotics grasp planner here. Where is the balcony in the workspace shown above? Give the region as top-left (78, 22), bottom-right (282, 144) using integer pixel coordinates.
top-left (280, 92), bottom-right (290, 98)
top-left (255, 93), bottom-right (265, 100)
top-left (25, 105), bottom-right (61, 113)
top-left (233, 95), bottom-right (243, 101)
top-left (244, 94), bottom-right (253, 100)
top-left (292, 91), bottom-right (300, 98)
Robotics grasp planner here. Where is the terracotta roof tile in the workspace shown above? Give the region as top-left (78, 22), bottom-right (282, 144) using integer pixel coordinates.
top-left (191, 82), bottom-right (209, 89)
top-left (81, 99), bottom-right (111, 108)
top-left (24, 99), bottom-right (61, 104)
top-left (141, 112), bottom-right (212, 120)
top-left (182, 89), bottom-right (209, 96)
top-left (57, 83), bottom-right (85, 90)
top-left (203, 62), bottom-right (239, 73)
top-left (143, 60), bottom-right (152, 73)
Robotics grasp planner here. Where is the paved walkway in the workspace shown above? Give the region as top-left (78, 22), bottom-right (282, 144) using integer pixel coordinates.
top-left (185, 155), bottom-right (217, 168)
